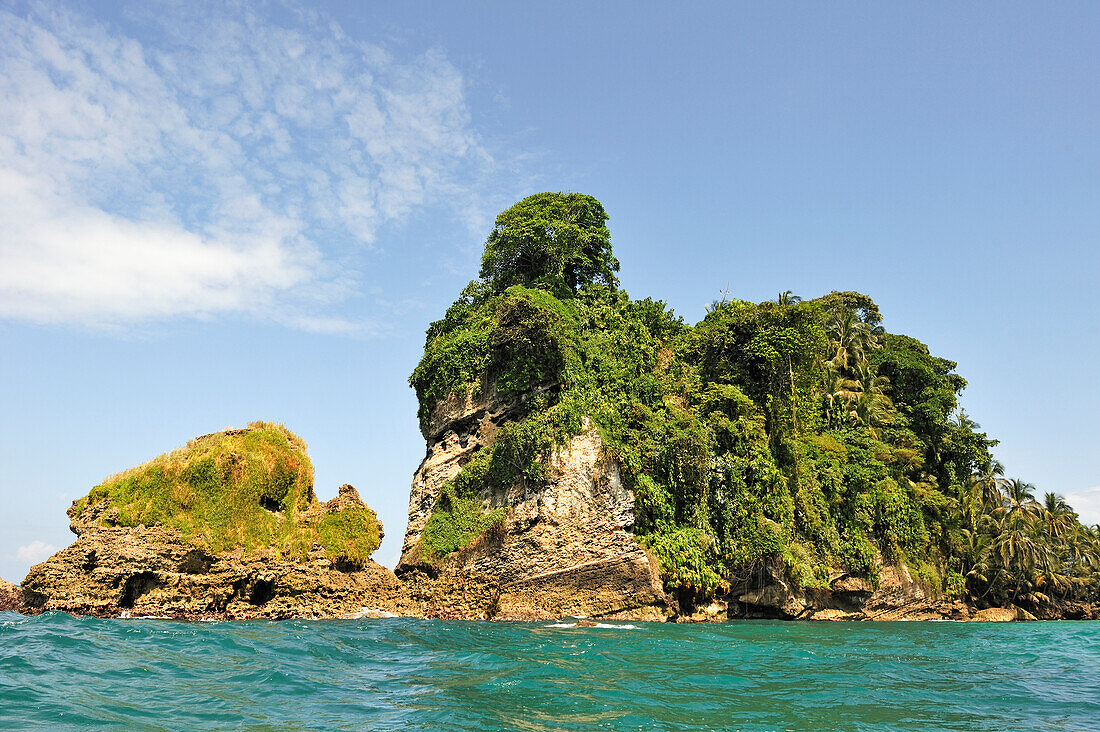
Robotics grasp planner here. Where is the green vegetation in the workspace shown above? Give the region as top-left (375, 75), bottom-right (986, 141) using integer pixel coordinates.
top-left (409, 191), bottom-right (1100, 610)
top-left (479, 192), bottom-right (619, 295)
top-left (72, 422), bottom-right (381, 563)
top-left (421, 485), bottom-right (507, 562)
top-left (317, 505), bottom-right (383, 567)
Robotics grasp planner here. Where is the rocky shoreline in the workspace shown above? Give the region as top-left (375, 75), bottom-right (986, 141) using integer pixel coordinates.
top-left (6, 567), bottom-right (1093, 622)
top-left (6, 542), bottom-right (1095, 623)
top-left (12, 482), bottom-right (500, 623)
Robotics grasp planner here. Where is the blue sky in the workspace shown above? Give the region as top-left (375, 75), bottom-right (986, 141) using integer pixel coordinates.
top-left (1, 0), bottom-right (1097, 580)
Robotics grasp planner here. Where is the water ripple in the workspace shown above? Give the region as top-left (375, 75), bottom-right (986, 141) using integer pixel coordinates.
top-left (1, 612), bottom-right (1098, 730)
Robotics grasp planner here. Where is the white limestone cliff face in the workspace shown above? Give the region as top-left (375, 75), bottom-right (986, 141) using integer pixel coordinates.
top-left (399, 386), bottom-right (669, 621)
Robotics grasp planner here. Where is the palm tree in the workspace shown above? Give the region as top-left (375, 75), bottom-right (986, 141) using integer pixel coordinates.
top-left (975, 460), bottom-right (1007, 510)
top-left (994, 478), bottom-right (1042, 528)
top-left (1041, 492), bottom-right (1076, 541)
top-left (960, 525), bottom-right (992, 577)
top-left (837, 361), bottom-right (893, 434)
top-left (952, 409), bottom-right (980, 433)
top-left (706, 284), bottom-right (733, 313)
top-left (825, 308), bottom-right (882, 372)
top-left (989, 520), bottom-right (1043, 595)
top-left (821, 365), bottom-right (846, 428)
top-left (777, 290), bottom-right (802, 305)
top-left (958, 462), bottom-right (1008, 535)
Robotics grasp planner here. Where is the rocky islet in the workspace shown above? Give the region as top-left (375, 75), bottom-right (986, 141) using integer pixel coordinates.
top-left (10, 193), bottom-right (1099, 623)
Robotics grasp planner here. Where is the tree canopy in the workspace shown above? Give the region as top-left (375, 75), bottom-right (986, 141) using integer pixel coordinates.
top-left (479, 192), bottom-right (619, 295)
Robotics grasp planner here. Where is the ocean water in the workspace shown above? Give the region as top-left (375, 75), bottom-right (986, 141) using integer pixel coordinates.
top-left (1, 612), bottom-right (1098, 731)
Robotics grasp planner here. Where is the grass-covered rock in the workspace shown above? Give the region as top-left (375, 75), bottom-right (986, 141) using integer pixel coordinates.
top-left (68, 422), bottom-right (380, 564)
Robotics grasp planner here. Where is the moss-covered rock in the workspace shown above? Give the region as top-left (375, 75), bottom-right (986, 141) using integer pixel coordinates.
top-left (17, 425), bottom-right (423, 620)
top-left (67, 422), bottom-right (380, 563)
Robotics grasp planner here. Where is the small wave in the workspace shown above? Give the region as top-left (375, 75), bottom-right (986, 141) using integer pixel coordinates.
top-left (2, 614), bottom-right (1096, 730)
top-left (339, 608), bottom-right (399, 619)
top-left (543, 621), bottom-right (638, 629)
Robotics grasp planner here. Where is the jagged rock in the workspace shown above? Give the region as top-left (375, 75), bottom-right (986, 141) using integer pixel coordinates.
top-left (397, 569), bottom-right (500, 621)
top-left (731, 563), bottom-right (813, 619)
top-left (808, 608), bottom-right (863, 621)
top-left (21, 525), bottom-right (400, 619)
top-left (1015, 607), bottom-right (1038, 621)
top-left (1032, 601), bottom-right (1099, 620)
top-left (727, 556), bottom-right (960, 621)
top-left (0, 577), bottom-right (20, 612)
top-left (15, 425), bottom-right (462, 620)
top-left (678, 600), bottom-right (729, 623)
top-left (399, 389), bottom-right (670, 621)
top-left (19, 524), bottom-right (504, 620)
top-left (859, 562), bottom-right (935, 620)
top-left (400, 384), bottom-right (519, 563)
top-left (972, 607), bottom-right (1019, 622)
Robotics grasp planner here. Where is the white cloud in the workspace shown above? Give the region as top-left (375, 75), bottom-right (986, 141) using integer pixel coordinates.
top-left (16, 540), bottom-right (57, 564)
top-left (0, 2), bottom-right (493, 328)
top-left (1065, 486), bottom-right (1100, 528)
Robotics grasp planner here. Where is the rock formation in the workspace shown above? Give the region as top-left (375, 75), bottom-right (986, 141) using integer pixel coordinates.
top-left (11, 415), bottom-right (1095, 622)
top-left (398, 386), bottom-right (669, 621)
top-left (27, 485), bottom-right (385, 619)
top-left (17, 425), bottom-right (499, 621)
top-left (21, 483), bottom-right (501, 620)
top-left (726, 558), bottom-right (964, 621)
top-left (0, 577), bottom-right (20, 612)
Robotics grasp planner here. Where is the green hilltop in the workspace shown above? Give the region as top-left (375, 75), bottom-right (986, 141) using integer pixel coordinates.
top-left (70, 422), bottom-right (380, 566)
top-left (411, 192), bottom-right (1100, 609)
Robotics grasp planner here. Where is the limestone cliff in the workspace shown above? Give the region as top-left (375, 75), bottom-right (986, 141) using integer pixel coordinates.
top-left (398, 386), bottom-right (670, 621)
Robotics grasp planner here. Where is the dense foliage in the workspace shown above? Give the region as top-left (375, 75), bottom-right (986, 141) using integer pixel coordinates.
top-left (411, 192), bottom-right (1099, 609)
top-left (480, 192), bottom-right (619, 295)
top-left (72, 422), bottom-right (381, 564)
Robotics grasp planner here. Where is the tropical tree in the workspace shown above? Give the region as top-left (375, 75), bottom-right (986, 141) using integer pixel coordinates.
top-left (959, 525), bottom-right (992, 578)
top-left (706, 285), bottom-right (732, 313)
top-left (839, 361), bottom-right (893, 433)
top-left (479, 192), bottom-right (619, 295)
top-left (1041, 492), bottom-right (1077, 541)
top-left (821, 365), bottom-right (846, 428)
top-left (994, 478), bottom-right (1042, 528)
top-left (825, 307), bottom-right (882, 372)
top-left (975, 460), bottom-right (1008, 511)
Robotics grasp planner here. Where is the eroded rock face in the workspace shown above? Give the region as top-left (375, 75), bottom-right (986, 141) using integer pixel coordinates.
top-left (727, 560), bottom-right (1100, 622)
top-left (399, 388), bottom-right (670, 621)
top-left (728, 557), bottom-right (962, 621)
top-left (400, 384), bottom-right (521, 563)
top-left (22, 526), bottom-right (393, 619)
top-left (971, 606), bottom-right (1035, 622)
top-left (19, 485), bottom-right (498, 620)
top-left (0, 577), bottom-right (20, 612)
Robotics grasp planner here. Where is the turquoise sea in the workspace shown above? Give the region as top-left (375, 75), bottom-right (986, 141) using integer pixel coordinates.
top-left (1, 612), bottom-right (1098, 731)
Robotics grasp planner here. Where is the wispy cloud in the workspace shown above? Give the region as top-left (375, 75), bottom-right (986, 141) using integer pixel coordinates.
top-left (0, 2), bottom-right (495, 329)
top-left (15, 540), bottom-right (57, 564)
top-left (1065, 485), bottom-right (1100, 527)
